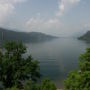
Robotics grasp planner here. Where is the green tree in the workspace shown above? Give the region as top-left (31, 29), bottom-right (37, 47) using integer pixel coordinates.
top-left (64, 48), bottom-right (90, 90)
top-left (79, 48), bottom-right (90, 72)
top-left (41, 79), bottom-right (56, 90)
top-left (0, 41), bottom-right (40, 89)
top-left (5, 86), bottom-right (18, 90)
top-left (23, 80), bottom-right (40, 90)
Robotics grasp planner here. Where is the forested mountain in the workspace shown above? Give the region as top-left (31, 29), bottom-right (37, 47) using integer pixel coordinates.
top-left (78, 31), bottom-right (90, 42)
top-left (0, 28), bottom-right (57, 43)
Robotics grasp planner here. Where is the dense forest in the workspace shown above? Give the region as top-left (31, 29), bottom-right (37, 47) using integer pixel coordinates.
top-left (79, 31), bottom-right (90, 42)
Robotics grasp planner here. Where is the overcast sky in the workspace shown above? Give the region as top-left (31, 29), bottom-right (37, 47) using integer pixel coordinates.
top-left (0, 0), bottom-right (90, 36)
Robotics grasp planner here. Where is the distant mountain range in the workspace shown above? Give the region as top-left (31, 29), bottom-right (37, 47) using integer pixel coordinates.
top-left (0, 28), bottom-right (58, 43)
top-left (78, 31), bottom-right (90, 42)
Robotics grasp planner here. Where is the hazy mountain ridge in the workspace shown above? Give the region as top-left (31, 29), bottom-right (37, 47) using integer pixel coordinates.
top-left (0, 28), bottom-right (57, 43)
top-left (78, 31), bottom-right (90, 42)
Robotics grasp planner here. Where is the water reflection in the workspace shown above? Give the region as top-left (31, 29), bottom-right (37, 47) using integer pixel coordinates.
top-left (25, 38), bottom-right (90, 88)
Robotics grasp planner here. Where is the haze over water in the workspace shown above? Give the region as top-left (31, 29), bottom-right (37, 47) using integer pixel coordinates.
top-left (26, 38), bottom-right (90, 88)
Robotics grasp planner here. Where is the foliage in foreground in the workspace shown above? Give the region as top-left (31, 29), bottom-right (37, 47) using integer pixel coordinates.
top-left (0, 41), bottom-right (56, 90)
top-left (2, 41), bottom-right (90, 90)
top-left (64, 48), bottom-right (90, 90)
top-left (41, 79), bottom-right (56, 90)
top-left (0, 41), bottom-right (40, 89)
top-left (5, 79), bottom-right (56, 90)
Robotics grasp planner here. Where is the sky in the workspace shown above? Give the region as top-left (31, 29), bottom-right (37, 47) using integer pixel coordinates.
top-left (0, 0), bottom-right (90, 36)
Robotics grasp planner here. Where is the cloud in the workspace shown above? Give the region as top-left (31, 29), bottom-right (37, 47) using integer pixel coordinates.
top-left (11, 0), bottom-right (27, 3)
top-left (0, 0), bottom-right (27, 25)
top-left (25, 0), bottom-right (81, 35)
top-left (25, 16), bottom-right (62, 33)
top-left (56, 0), bottom-right (80, 16)
top-left (0, 0), bottom-right (82, 36)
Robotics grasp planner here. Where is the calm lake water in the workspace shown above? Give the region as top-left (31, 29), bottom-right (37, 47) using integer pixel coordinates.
top-left (26, 38), bottom-right (90, 88)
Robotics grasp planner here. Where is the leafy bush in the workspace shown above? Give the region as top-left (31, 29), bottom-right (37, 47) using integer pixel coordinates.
top-left (64, 48), bottom-right (90, 90)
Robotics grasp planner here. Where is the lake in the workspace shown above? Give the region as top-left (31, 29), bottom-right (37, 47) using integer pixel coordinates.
top-left (26, 38), bottom-right (90, 88)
